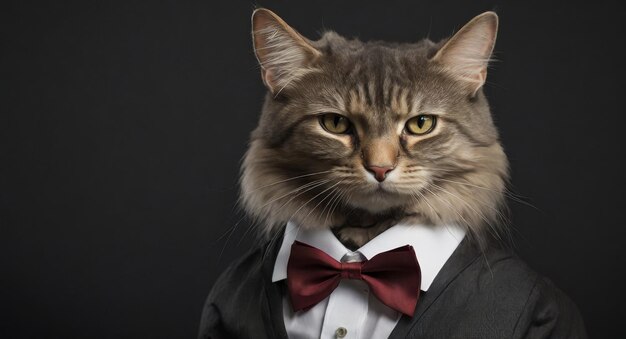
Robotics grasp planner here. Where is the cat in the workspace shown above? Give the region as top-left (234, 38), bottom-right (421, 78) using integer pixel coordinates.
top-left (198, 8), bottom-right (586, 339)
top-left (241, 7), bottom-right (508, 250)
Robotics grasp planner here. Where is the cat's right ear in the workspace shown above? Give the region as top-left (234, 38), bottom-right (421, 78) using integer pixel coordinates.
top-left (251, 8), bottom-right (321, 94)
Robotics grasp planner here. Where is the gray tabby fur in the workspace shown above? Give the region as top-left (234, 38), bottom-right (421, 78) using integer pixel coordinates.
top-left (241, 9), bottom-right (509, 249)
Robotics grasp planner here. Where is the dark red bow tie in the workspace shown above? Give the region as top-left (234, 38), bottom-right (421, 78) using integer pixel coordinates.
top-left (286, 241), bottom-right (421, 316)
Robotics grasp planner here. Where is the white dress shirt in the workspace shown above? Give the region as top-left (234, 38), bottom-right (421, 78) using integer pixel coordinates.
top-left (272, 221), bottom-right (466, 339)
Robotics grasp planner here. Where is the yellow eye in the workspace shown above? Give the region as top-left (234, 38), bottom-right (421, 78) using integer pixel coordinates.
top-left (320, 113), bottom-right (351, 134)
top-left (405, 115), bottom-right (436, 135)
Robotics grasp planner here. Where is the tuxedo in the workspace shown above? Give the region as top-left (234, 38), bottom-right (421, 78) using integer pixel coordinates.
top-left (273, 221), bottom-right (467, 338)
top-left (198, 226), bottom-right (587, 338)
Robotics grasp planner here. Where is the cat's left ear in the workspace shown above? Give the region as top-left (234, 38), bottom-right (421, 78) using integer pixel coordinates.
top-left (432, 12), bottom-right (498, 97)
top-left (251, 8), bottom-right (322, 94)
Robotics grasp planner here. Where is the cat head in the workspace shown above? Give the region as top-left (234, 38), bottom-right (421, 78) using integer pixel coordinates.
top-left (241, 8), bottom-right (509, 245)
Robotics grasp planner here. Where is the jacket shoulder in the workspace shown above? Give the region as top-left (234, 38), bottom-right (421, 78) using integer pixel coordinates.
top-left (512, 273), bottom-right (587, 338)
top-left (198, 241), bottom-right (275, 339)
top-left (408, 244), bottom-right (587, 338)
top-left (477, 246), bottom-right (586, 334)
top-left (207, 243), bottom-right (269, 303)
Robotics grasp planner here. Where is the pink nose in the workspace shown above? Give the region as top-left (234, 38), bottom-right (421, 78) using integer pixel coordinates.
top-left (366, 165), bottom-right (394, 182)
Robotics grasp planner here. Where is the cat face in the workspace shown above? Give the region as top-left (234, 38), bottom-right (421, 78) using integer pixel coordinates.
top-left (241, 9), bottom-right (508, 242)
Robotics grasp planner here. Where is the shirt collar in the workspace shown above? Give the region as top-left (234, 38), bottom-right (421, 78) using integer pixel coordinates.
top-left (272, 220), bottom-right (466, 291)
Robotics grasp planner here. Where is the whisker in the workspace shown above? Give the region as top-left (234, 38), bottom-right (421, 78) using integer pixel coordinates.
top-left (434, 177), bottom-right (537, 210)
top-left (430, 183), bottom-right (507, 244)
top-left (218, 178), bottom-right (329, 259)
top-left (288, 180), bottom-right (341, 224)
top-left (302, 180), bottom-right (344, 225)
top-left (328, 185), bottom-right (352, 225)
top-left (319, 185), bottom-right (341, 225)
top-left (276, 179), bottom-right (332, 211)
top-left (331, 188), bottom-right (354, 224)
top-left (246, 170), bottom-right (334, 193)
top-left (421, 185), bottom-right (474, 230)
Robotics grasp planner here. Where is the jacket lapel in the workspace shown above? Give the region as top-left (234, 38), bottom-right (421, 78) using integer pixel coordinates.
top-left (389, 237), bottom-right (482, 337)
top-left (259, 227), bottom-right (483, 338)
top-left (260, 231), bottom-right (289, 339)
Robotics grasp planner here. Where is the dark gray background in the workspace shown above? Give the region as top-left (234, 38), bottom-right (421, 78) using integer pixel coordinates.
top-left (2, 0), bottom-right (624, 338)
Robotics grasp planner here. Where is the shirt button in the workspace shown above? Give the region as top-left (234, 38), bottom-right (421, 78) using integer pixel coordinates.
top-left (335, 327), bottom-right (348, 338)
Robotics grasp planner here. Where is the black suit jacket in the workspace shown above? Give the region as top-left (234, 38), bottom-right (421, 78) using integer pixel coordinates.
top-left (198, 231), bottom-right (586, 338)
